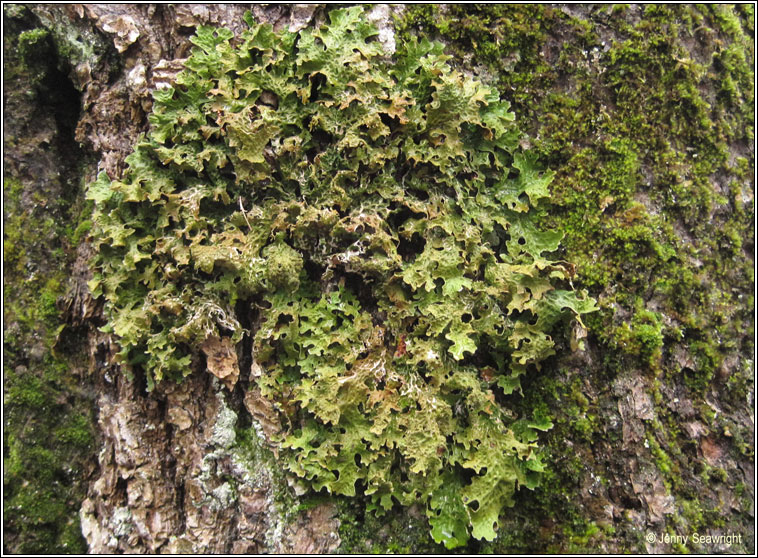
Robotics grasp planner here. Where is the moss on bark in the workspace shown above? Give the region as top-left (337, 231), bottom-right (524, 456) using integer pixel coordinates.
top-left (2, 4), bottom-right (753, 553)
top-left (3, 5), bottom-right (97, 554)
top-left (387, 4), bottom-right (755, 553)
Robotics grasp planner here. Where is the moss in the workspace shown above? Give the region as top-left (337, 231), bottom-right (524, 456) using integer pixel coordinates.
top-left (3, 5), bottom-right (95, 554)
top-left (54, 413), bottom-right (95, 449)
top-left (17, 27), bottom-right (51, 61)
top-left (336, 498), bottom-right (446, 554)
top-left (613, 304), bottom-right (665, 370)
top-left (39, 278), bottom-right (63, 320)
top-left (647, 433), bottom-right (676, 481)
top-left (233, 425), bottom-right (297, 516)
top-left (5, 371), bottom-right (45, 408)
top-left (3, 361), bottom-right (94, 553)
top-left (564, 521), bottom-right (603, 553)
top-left (396, 3), bottom-right (754, 552)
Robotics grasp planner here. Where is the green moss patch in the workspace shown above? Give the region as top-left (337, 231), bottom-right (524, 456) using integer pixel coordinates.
top-left (397, 3), bottom-right (754, 553)
top-left (3, 5), bottom-right (95, 554)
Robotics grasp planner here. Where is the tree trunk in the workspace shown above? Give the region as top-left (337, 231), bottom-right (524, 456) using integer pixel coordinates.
top-left (3, 4), bottom-right (753, 554)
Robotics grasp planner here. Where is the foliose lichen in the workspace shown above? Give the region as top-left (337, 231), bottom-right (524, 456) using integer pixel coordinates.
top-left (87, 7), bottom-right (595, 547)
top-left (394, 4), bottom-right (753, 552)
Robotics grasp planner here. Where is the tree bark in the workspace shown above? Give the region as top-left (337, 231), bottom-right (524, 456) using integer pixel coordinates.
top-left (3, 3), bottom-right (754, 554)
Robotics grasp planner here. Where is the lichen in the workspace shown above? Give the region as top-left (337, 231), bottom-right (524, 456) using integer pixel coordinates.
top-left (87, 6), bottom-right (594, 548)
top-left (110, 507), bottom-right (133, 539)
top-left (396, 3), bottom-right (753, 553)
top-left (209, 391), bottom-right (238, 449)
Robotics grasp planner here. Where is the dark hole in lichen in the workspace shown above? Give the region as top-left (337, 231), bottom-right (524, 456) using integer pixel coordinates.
top-left (397, 232), bottom-right (426, 261)
top-left (387, 202), bottom-right (423, 231)
top-left (379, 111), bottom-right (401, 133)
top-left (235, 298), bottom-right (255, 380)
top-left (408, 188), bottom-right (430, 201)
top-left (309, 72), bottom-right (327, 102)
top-left (342, 271), bottom-right (380, 317)
top-left (399, 467), bottom-right (409, 483)
top-left (416, 363), bottom-right (432, 383)
top-left (304, 259), bottom-right (326, 284)
top-left (276, 313), bottom-right (294, 327)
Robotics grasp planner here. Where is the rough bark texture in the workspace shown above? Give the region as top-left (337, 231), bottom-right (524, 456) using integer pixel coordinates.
top-left (77, 339), bottom-right (338, 554)
top-left (3, 3), bottom-right (754, 554)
